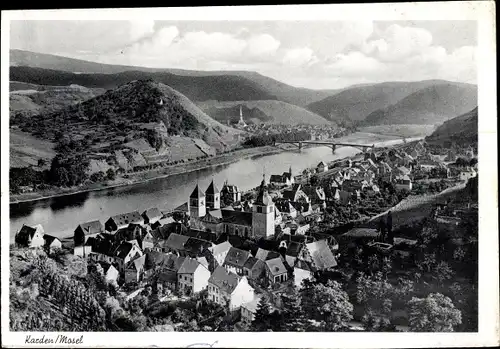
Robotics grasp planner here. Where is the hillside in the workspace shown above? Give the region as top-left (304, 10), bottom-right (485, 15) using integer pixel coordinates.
top-left (11, 79), bottom-right (243, 173)
top-left (305, 80), bottom-right (471, 123)
top-left (10, 83), bottom-right (105, 116)
top-left (363, 83), bottom-right (477, 126)
top-left (426, 107), bottom-right (478, 145)
top-left (198, 100), bottom-right (332, 125)
top-left (10, 50), bottom-right (337, 106)
top-left (10, 66), bottom-right (279, 103)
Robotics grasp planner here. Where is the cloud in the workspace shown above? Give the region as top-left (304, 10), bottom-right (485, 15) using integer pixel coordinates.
top-left (129, 20), bottom-right (155, 41)
top-left (365, 24), bottom-right (433, 62)
top-left (323, 51), bottom-right (386, 77)
top-left (282, 47), bottom-right (317, 67)
top-left (245, 34), bottom-right (281, 58)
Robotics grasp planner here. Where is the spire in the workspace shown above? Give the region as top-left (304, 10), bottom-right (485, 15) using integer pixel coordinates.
top-left (289, 165), bottom-right (292, 176)
top-left (240, 105), bottom-right (243, 118)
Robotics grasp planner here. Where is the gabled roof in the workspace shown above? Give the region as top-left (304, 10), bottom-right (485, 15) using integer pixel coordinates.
top-left (190, 184), bottom-right (205, 199)
top-left (342, 228), bottom-right (379, 238)
top-left (243, 256), bottom-right (265, 270)
top-left (208, 266), bottom-right (241, 294)
top-left (76, 220), bottom-right (103, 235)
top-left (145, 250), bottom-right (171, 270)
top-left (43, 234), bottom-right (60, 246)
top-left (221, 210), bottom-right (253, 227)
top-left (265, 257), bottom-right (287, 276)
top-left (108, 211), bottom-right (143, 227)
top-left (178, 257), bottom-right (204, 274)
top-left (16, 224), bottom-right (44, 245)
top-left (317, 161), bottom-right (327, 167)
top-left (165, 233), bottom-right (190, 251)
top-left (184, 237), bottom-right (212, 256)
top-left (224, 247), bottom-right (251, 268)
top-left (205, 180), bottom-right (220, 195)
top-left (151, 222), bottom-right (184, 241)
top-left (142, 207), bottom-right (162, 220)
top-left (163, 254), bottom-right (186, 272)
top-left (255, 248), bottom-right (280, 261)
top-left (286, 241), bottom-right (304, 258)
top-left (126, 254), bottom-right (146, 271)
top-left (210, 240), bottom-right (232, 256)
top-left (304, 239), bottom-right (337, 270)
top-left (114, 241), bottom-right (137, 260)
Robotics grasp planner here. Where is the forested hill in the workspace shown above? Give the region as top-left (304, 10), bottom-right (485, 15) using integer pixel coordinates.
top-left (12, 79), bottom-right (241, 150)
top-left (11, 49), bottom-right (337, 106)
top-left (10, 66), bottom-right (279, 103)
top-left (426, 107), bottom-right (478, 146)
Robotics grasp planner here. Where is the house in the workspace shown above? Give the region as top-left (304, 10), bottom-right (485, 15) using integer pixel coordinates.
top-left (460, 168), bottom-right (477, 182)
top-left (395, 175), bottom-right (412, 191)
top-left (209, 240), bottom-right (232, 268)
top-left (156, 254), bottom-right (186, 291)
top-left (163, 233), bottom-right (190, 255)
top-left (115, 224), bottom-right (144, 244)
top-left (282, 184), bottom-right (309, 203)
top-left (317, 161), bottom-right (328, 173)
top-left (113, 240), bottom-right (143, 273)
top-left (298, 240), bottom-right (337, 271)
top-left (142, 208), bottom-right (162, 225)
top-left (255, 248), bottom-right (281, 261)
top-left (301, 185), bottom-right (326, 208)
top-left (74, 220), bottom-right (104, 246)
top-left (242, 257), bottom-right (266, 281)
top-left (177, 257), bottom-right (211, 295)
top-left (221, 181), bottom-right (242, 205)
top-left (99, 263), bottom-right (120, 285)
top-left (223, 247), bottom-right (251, 275)
top-left (265, 257), bottom-right (288, 284)
top-left (43, 234), bottom-right (62, 251)
top-left (124, 254), bottom-right (146, 284)
top-left (15, 224), bottom-right (45, 248)
top-left (208, 266), bottom-right (255, 311)
top-left (293, 260), bottom-right (314, 289)
top-left (274, 199), bottom-right (298, 219)
top-left (269, 167), bottom-right (294, 187)
top-left (105, 211), bottom-right (144, 232)
top-left (418, 160), bottom-right (440, 172)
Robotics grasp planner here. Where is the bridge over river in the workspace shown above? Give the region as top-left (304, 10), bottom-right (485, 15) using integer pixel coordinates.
top-left (277, 140), bottom-right (376, 153)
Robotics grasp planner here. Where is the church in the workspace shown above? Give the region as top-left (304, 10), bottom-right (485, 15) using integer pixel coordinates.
top-left (188, 177), bottom-right (275, 239)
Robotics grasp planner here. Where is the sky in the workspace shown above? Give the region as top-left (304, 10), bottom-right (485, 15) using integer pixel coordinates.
top-left (10, 20), bottom-right (477, 90)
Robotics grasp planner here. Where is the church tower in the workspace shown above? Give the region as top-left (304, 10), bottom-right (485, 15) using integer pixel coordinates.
top-left (237, 105), bottom-right (247, 128)
top-left (252, 175), bottom-right (275, 238)
top-left (205, 179), bottom-right (220, 210)
top-left (189, 184), bottom-right (206, 218)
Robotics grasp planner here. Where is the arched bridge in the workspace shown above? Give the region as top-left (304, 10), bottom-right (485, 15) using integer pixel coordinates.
top-left (276, 140), bottom-right (376, 153)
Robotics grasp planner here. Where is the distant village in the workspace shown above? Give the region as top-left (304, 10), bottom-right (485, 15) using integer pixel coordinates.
top-left (14, 138), bottom-right (478, 329)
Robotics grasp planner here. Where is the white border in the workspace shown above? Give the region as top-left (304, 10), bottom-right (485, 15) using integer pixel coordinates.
top-left (1, 2), bottom-right (498, 348)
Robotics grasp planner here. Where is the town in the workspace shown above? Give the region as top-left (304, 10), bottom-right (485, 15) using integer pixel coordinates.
top-left (12, 138), bottom-right (478, 332)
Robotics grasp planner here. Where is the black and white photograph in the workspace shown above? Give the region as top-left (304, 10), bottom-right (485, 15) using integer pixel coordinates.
top-left (1, 3), bottom-right (498, 348)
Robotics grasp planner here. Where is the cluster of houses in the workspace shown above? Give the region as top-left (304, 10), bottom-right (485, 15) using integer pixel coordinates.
top-left (14, 224), bottom-right (62, 251)
top-left (14, 139), bottom-right (478, 325)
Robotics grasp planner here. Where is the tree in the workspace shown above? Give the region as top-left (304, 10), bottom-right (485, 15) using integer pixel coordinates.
top-left (301, 280), bottom-right (353, 331)
top-left (279, 287), bottom-right (306, 331)
top-left (356, 272), bottom-right (395, 331)
top-left (407, 293), bottom-right (462, 332)
top-left (251, 296), bottom-right (273, 331)
top-left (107, 168), bottom-right (116, 181)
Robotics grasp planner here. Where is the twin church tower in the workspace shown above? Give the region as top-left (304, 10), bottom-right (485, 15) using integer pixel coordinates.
top-left (188, 176), bottom-right (275, 239)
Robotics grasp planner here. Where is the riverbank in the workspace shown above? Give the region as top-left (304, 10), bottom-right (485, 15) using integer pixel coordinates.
top-left (10, 145), bottom-right (289, 204)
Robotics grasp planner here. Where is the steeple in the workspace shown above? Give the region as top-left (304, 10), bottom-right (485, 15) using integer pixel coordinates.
top-left (289, 165), bottom-right (292, 176)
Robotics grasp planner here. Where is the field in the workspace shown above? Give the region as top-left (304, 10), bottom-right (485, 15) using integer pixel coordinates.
top-left (359, 124), bottom-right (437, 138)
top-left (10, 129), bottom-right (56, 168)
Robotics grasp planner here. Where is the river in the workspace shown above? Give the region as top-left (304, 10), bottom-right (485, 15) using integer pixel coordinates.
top-left (9, 133), bottom-right (420, 241)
